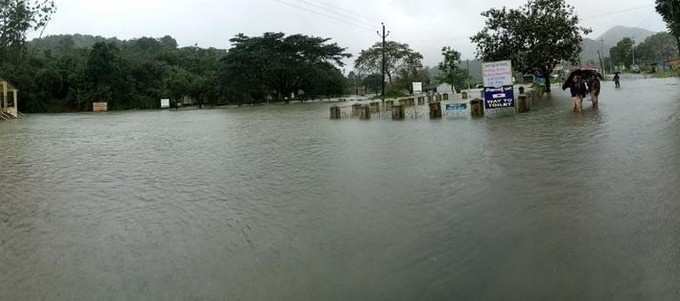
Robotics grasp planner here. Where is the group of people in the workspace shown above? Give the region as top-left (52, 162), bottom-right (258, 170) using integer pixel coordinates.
top-left (562, 72), bottom-right (604, 113)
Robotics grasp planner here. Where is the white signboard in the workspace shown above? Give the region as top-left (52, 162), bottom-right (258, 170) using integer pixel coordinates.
top-left (161, 99), bottom-right (170, 109)
top-left (412, 82), bottom-right (423, 94)
top-left (482, 60), bottom-right (513, 88)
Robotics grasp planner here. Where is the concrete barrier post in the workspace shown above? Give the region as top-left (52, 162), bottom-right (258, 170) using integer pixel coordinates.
top-left (385, 100), bottom-right (394, 111)
top-left (352, 104), bottom-right (362, 118)
top-left (370, 102), bottom-right (380, 114)
top-left (330, 106), bottom-right (341, 119)
top-left (517, 95), bottom-right (530, 113)
top-left (392, 104), bottom-right (405, 120)
top-left (360, 104), bottom-right (371, 120)
top-left (429, 102), bottom-right (442, 119)
top-left (470, 98), bottom-right (484, 118)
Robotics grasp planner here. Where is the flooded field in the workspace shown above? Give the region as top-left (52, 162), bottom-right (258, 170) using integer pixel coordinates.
top-left (1, 78), bottom-right (680, 300)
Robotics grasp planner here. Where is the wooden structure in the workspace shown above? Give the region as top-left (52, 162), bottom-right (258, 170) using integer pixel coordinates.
top-left (0, 79), bottom-right (20, 119)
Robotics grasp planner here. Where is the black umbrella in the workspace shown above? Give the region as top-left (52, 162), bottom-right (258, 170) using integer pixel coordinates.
top-left (563, 69), bottom-right (603, 90)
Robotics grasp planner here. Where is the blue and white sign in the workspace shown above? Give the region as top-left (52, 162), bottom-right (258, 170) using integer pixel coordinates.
top-left (484, 86), bottom-right (515, 110)
top-left (446, 103), bottom-right (467, 113)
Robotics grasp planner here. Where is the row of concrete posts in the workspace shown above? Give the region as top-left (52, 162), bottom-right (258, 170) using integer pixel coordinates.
top-left (330, 87), bottom-right (539, 121)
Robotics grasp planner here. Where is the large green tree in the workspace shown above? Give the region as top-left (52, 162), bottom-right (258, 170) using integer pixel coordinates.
top-left (354, 41), bottom-right (423, 85)
top-left (84, 42), bottom-right (123, 107)
top-left (219, 32), bottom-right (350, 104)
top-left (609, 38), bottom-right (635, 69)
top-left (0, 0), bottom-right (55, 61)
top-left (635, 32), bottom-right (678, 65)
top-left (656, 0), bottom-right (680, 54)
top-left (471, 0), bottom-right (590, 92)
top-left (437, 46), bottom-right (467, 92)
top-left (3, 31), bottom-right (351, 112)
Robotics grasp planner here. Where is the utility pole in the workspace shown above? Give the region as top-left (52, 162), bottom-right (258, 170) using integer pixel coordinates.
top-left (600, 38), bottom-right (607, 76)
top-left (597, 50), bottom-right (605, 77)
top-left (378, 23), bottom-right (390, 104)
top-left (629, 37), bottom-right (637, 69)
top-left (466, 59), bottom-right (471, 91)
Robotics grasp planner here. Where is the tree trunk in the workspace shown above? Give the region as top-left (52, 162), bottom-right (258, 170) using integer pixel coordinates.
top-left (544, 71), bottom-right (552, 93)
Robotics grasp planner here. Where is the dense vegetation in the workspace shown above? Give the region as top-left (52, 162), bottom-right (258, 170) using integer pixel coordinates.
top-left (656, 0), bottom-right (680, 53)
top-left (219, 33), bottom-right (350, 104)
top-left (471, 0), bottom-right (591, 91)
top-left (609, 32), bottom-right (679, 69)
top-left (0, 33), bottom-right (352, 112)
top-left (1, 2), bottom-right (354, 112)
top-left (353, 41), bottom-right (431, 96)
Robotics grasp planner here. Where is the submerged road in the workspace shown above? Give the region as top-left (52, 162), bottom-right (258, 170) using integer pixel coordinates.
top-left (1, 78), bottom-right (680, 300)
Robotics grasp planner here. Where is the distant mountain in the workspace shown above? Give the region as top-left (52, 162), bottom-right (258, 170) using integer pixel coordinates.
top-left (580, 26), bottom-right (657, 63)
top-left (580, 38), bottom-right (607, 64)
top-left (598, 26), bottom-right (656, 46)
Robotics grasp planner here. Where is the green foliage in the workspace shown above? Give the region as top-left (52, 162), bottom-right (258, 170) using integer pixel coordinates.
top-left (0, 31), bottom-right (354, 112)
top-left (219, 32), bottom-right (350, 104)
top-left (362, 73), bottom-right (383, 94)
top-left (1, 2), bottom-right (352, 112)
top-left (0, 0), bottom-right (56, 62)
top-left (471, 0), bottom-right (591, 90)
top-left (354, 41), bottom-right (423, 84)
top-left (384, 87), bottom-right (408, 98)
top-left (0, 34), bottom-right (227, 112)
top-left (437, 46), bottom-right (467, 92)
top-left (28, 34), bottom-right (121, 53)
top-left (609, 38), bottom-right (635, 68)
top-left (393, 67), bottom-right (430, 94)
top-left (635, 32), bottom-right (679, 65)
top-left (656, 0), bottom-right (680, 53)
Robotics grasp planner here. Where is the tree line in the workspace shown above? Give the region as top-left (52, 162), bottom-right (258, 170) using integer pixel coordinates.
top-left (2, 0), bottom-right (678, 114)
top-left (1, 32), bottom-right (354, 112)
top-left (609, 32), bottom-right (679, 70)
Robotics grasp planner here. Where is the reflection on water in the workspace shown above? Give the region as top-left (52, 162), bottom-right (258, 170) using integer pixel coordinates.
top-left (1, 78), bottom-right (680, 300)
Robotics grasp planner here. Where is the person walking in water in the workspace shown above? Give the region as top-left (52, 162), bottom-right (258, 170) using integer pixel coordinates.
top-left (563, 74), bottom-right (588, 113)
top-left (613, 72), bottom-right (621, 88)
top-left (588, 75), bottom-right (601, 110)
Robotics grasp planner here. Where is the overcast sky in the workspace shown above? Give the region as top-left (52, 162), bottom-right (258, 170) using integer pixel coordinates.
top-left (39, 0), bottom-right (666, 67)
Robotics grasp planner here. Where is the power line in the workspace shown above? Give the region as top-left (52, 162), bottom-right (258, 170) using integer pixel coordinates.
top-left (582, 4), bottom-right (655, 20)
top-left (271, 0), bottom-right (375, 32)
top-left (293, 0), bottom-right (376, 28)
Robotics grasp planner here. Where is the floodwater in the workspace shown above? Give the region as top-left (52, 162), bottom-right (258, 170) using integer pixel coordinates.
top-left (1, 78), bottom-right (680, 300)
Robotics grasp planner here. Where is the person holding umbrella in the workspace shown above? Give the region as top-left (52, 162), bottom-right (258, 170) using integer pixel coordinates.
top-left (613, 72), bottom-right (621, 88)
top-left (563, 71), bottom-right (588, 113)
top-left (587, 72), bottom-right (603, 110)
